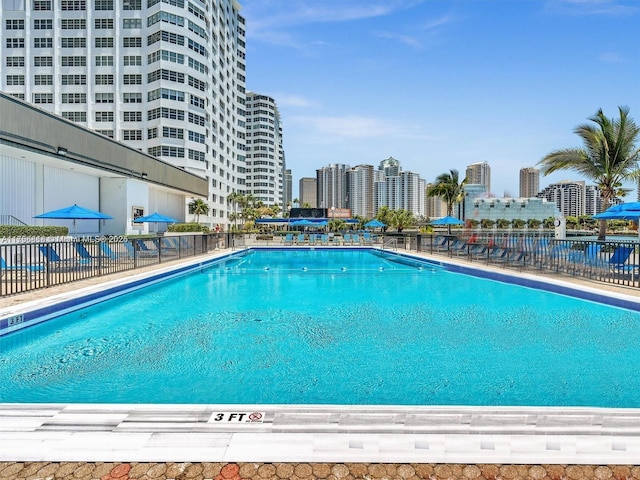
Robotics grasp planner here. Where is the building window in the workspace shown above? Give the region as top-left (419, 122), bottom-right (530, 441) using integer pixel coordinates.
top-left (34, 19), bottom-right (53, 29)
top-left (6, 38), bottom-right (25, 48)
top-left (148, 88), bottom-right (185, 102)
top-left (6, 56), bottom-right (25, 67)
top-left (61, 74), bottom-right (86, 85)
top-left (34, 56), bottom-right (53, 67)
top-left (33, 0), bottom-right (52, 10)
top-left (147, 128), bottom-right (158, 139)
top-left (95, 129), bottom-right (114, 138)
top-left (123, 55), bottom-right (142, 66)
top-left (122, 18), bottom-right (141, 28)
top-left (62, 111), bottom-right (87, 122)
top-left (189, 149), bottom-right (206, 162)
top-left (123, 92), bottom-right (142, 103)
top-left (95, 37), bottom-right (114, 47)
top-left (34, 74), bottom-right (53, 85)
top-left (6, 19), bottom-right (25, 29)
top-left (61, 19), bottom-right (86, 29)
top-left (122, 129), bottom-right (142, 141)
top-left (188, 76), bottom-right (206, 91)
top-left (61, 37), bottom-right (86, 47)
top-left (62, 93), bottom-right (87, 103)
top-left (6, 75), bottom-right (25, 85)
top-left (188, 38), bottom-right (206, 56)
top-left (188, 57), bottom-right (207, 74)
top-left (33, 93), bottom-right (53, 103)
top-left (188, 130), bottom-right (205, 144)
top-left (190, 94), bottom-right (204, 109)
top-left (122, 37), bottom-right (142, 47)
top-left (34, 37), bottom-right (53, 48)
top-left (94, 0), bottom-right (113, 9)
top-left (95, 74), bottom-right (114, 85)
top-left (95, 111), bottom-right (114, 122)
top-left (61, 0), bottom-right (86, 9)
top-left (61, 56), bottom-right (86, 66)
top-left (148, 107), bottom-right (184, 120)
top-left (188, 112), bottom-right (205, 126)
top-left (95, 18), bottom-right (114, 28)
top-left (163, 126), bottom-right (184, 139)
top-left (123, 74), bottom-right (142, 85)
top-left (147, 11), bottom-right (184, 27)
top-left (95, 92), bottom-right (114, 103)
top-left (123, 111), bottom-right (142, 121)
top-left (123, 0), bottom-right (141, 9)
top-left (95, 55), bottom-right (114, 66)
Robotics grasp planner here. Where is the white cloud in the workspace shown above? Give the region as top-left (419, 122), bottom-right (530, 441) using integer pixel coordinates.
top-left (545, 0), bottom-right (639, 15)
top-left (598, 51), bottom-right (627, 62)
top-left (291, 115), bottom-right (397, 139)
top-left (272, 94), bottom-right (318, 108)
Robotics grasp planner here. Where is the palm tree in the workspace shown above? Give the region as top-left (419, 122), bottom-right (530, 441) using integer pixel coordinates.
top-left (227, 192), bottom-right (243, 230)
top-left (427, 169), bottom-right (467, 233)
top-left (538, 106), bottom-right (640, 240)
top-left (188, 198), bottom-right (209, 223)
top-left (391, 209), bottom-right (415, 233)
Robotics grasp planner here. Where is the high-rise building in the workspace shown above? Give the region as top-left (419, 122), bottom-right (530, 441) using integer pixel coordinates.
top-left (0, 0), bottom-right (247, 228)
top-left (519, 167), bottom-right (540, 198)
top-left (466, 162), bottom-right (491, 195)
top-left (379, 156), bottom-right (401, 177)
top-left (245, 92), bottom-right (284, 209)
top-left (538, 180), bottom-right (600, 217)
top-left (346, 164), bottom-right (376, 218)
top-left (299, 177), bottom-right (317, 208)
top-left (283, 169), bottom-right (292, 211)
top-left (425, 183), bottom-right (447, 218)
top-left (375, 171), bottom-right (425, 218)
top-left (316, 164), bottom-right (349, 209)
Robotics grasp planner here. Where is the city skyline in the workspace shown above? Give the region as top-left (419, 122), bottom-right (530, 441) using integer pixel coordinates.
top-left (241, 0), bottom-right (639, 198)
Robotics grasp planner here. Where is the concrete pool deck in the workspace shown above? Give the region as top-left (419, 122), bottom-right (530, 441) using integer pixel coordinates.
top-left (1, 247), bottom-right (640, 468)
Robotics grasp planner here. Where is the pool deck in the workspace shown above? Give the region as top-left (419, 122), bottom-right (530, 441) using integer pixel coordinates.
top-left (2, 247), bottom-right (640, 466)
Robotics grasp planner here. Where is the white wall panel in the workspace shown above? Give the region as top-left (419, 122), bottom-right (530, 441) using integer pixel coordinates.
top-left (0, 155), bottom-right (36, 224)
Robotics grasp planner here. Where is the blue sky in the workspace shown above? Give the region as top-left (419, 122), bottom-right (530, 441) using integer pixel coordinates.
top-left (241, 0), bottom-right (639, 199)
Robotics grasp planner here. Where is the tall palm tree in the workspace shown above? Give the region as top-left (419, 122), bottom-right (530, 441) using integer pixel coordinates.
top-left (188, 198), bottom-right (209, 223)
top-left (227, 191), bottom-right (243, 230)
top-left (538, 106), bottom-right (640, 240)
top-left (427, 169), bottom-right (467, 233)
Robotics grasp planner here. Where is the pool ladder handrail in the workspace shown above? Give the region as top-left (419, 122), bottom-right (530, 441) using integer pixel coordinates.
top-left (381, 237), bottom-right (398, 251)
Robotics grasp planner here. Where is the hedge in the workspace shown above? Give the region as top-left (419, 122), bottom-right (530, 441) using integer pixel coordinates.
top-left (167, 222), bottom-right (210, 233)
top-left (0, 225), bottom-right (69, 238)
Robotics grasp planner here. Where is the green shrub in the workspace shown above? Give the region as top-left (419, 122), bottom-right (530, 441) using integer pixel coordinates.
top-left (167, 222), bottom-right (210, 233)
top-left (0, 225), bottom-right (69, 238)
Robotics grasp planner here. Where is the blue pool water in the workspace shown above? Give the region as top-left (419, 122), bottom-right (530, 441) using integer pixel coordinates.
top-left (1, 248), bottom-right (639, 407)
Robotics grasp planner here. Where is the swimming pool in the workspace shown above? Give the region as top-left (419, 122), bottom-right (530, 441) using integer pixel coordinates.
top-left (1, 248), bottom-right (639, 407)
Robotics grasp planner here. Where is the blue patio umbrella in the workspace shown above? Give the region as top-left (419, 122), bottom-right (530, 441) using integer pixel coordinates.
top-left (430, 216), bottom-right (464, 225)
top-left (593, 202), bottom-right (640, 220)
top-left (34, 204), bottom-right (113, 233)
top-left (365, 219), bottom-right (386, 228)
top-left (290, 219), bottom-right (315, 226)
top-left (133, 212), bottom-right (178, 224)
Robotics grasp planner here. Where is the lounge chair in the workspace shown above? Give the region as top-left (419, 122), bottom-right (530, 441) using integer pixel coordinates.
top-left (362, 232), bottom-right (373, 245)
top-left (100, 241), bottom-right (129, 259)
top-left (75, 243), bottom-right (100, 264)
top-left (295, 234), bottom-right (306, 245)
top-left (343, 233), bottom-right (352, 245)
top-left (124, 241), bottom-right (157, 258)
top-left (320, 234), bottom-right (329, 245)
top-left (608, 246), bottom-right (638, 274)
top-left (351, 234), bottom-right (361, 245)
top-left (0, 256), bottom-right (44, 274)
top-left (38, 245), bottom-right (78, 270)
top-left (283, 233), bottom-right (293, 245)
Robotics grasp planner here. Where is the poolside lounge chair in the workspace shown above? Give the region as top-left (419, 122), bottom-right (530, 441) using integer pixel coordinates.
top-left (0, 256), bottom-right (44, 275)
top-left (283, 233), bottom-right (293, 245)
top-left (362, 232), bottom-right (373, 245)
top-left (320, 234), bottom-right (329, 245)
top-left (38, 245), bottom-right (78, 270)
top-left (351, 234), bottom-right (361, 245)
top-left (100, 241), bottom-right (129, 259)
top-left (343, 233), bottom-right (352, 245)
top-left (124, 241), bottom-right (157, 258)
top-left (295, 233), bottom-right (306, 245)
top-left (608, 246), bottom-right (638, 274)
top-left (75, 243), bottom-right (101, 264)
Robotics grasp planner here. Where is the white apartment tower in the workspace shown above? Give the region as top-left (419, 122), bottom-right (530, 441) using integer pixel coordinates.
top-left (538, 180), bottom-right (600, 217)
top-left (316, 163), bottom-right (349, 209)
top-left (245, 91), bottom-right (284, 209)
top-left (519, 167), bottom-right (540, 198)
top-left (346, 164), bottom-right (376, 218)
top-left (466, 161), bottom-right (491, 195)
top-left (0, 0), bottom-right (247, 228)
top-left (375, 171), bottom-right (425, 218)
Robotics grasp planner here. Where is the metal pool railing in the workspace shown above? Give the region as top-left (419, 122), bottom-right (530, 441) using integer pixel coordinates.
top-left (0, 233), bottom-right (224, 297)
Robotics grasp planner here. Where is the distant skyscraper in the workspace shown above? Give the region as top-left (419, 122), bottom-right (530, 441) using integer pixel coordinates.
top-left (245, 92), bottom-right (284, 208)
top-left (425, 183), bottom-right (447, 218)
top-left (346, 164), bottom-right (376, 218)
top-left (316, 164), bottom-right (349, 209)
top-left (375, 171), bottom-right (425, 217)
top-left (379, 156), bottom-right (401, 177)
top-left (519, 167), bottom-right (540, 198)
top-left (538, 180), bottom-right (599, 217)
top-left (299, 177), bottom-right (317, 208)
top-left (466, 162), bottom-right (491, 195)
top-left (283, 169), bottom-right (292, 211)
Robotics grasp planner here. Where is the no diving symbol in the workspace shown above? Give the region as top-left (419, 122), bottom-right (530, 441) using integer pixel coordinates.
top-left (248, 412), bottom-right (263, 422)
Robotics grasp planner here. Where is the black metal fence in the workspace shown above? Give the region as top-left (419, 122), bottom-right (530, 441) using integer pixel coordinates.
top-left (0, 233), bottom-right (224, 297)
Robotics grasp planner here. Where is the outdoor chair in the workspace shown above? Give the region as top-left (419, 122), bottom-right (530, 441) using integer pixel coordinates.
top-left (342, 233), bottom-right (352, 245)
top-left (351, 234), bottom-right (361, 245)
top-left (283, 233), bottom-right (293, 245)
top-left (320, 234), bottom-right (329, 245)
top-left (608, 246), bottom-right (638, 274)
top-left (362, 232), bottom-right (373, 245)
top-left (74, 243), bottom-right (101, 264)
top-left (0, 256), bottom-right (44, 275)
top-left (38, 245), bottom-right (78, 271)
